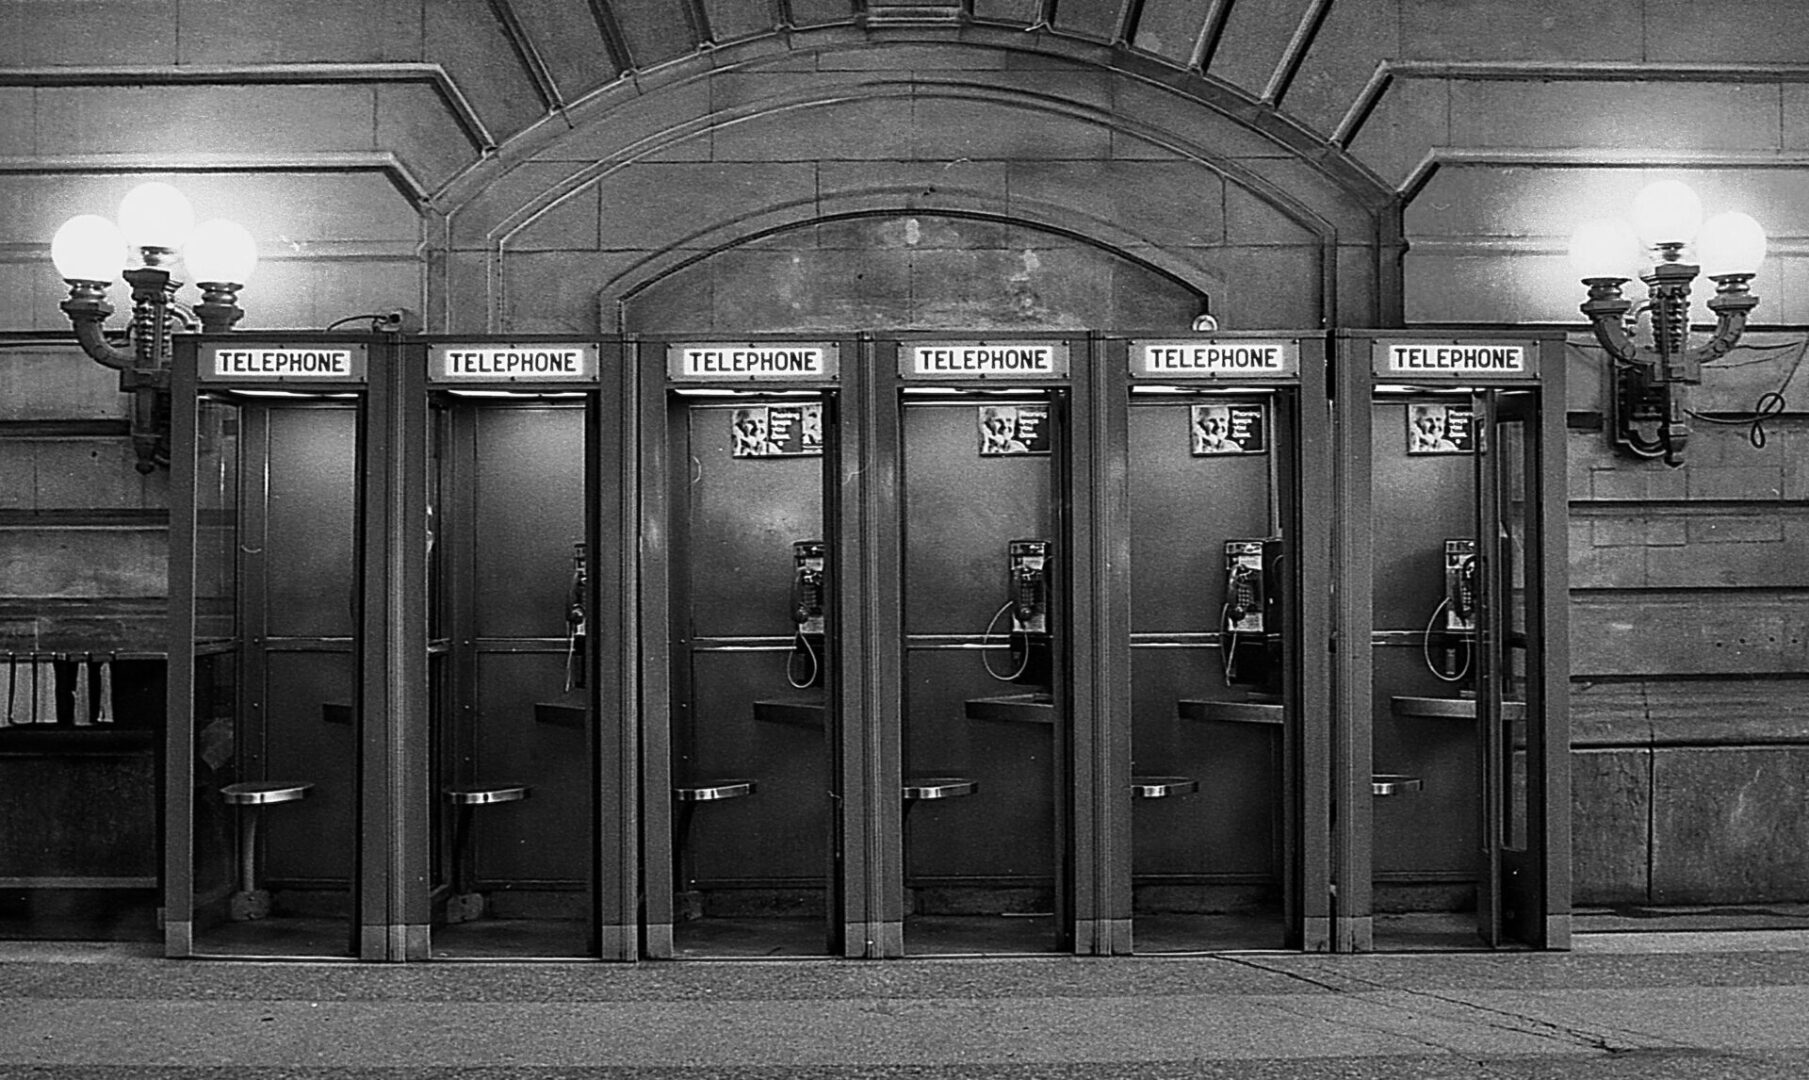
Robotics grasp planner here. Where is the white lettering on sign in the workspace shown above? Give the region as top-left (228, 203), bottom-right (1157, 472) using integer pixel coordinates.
top-left (1387, 344), bottom-right (1526, 373)
top-left (212, 349), bottom-right (353, 377)
top-left (681, 347), bottom-right (828, 377)
top-left (439, 347), bottom-right (588, 378)
top-left (911, 344), bottom-right (1058, 375)
top-left (1137, 341), bottom-right (1295, 376)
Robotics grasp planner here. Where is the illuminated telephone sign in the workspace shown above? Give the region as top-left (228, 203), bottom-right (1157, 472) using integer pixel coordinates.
top-left (667, 342), bottom-right (839, 382)
top-left (430, 344), bottom-right (598, 382)
top-left (901, 341), bottom-right (1071, 379)
top-left (202, 343), bottom-right (368, 382)
top-left (1373, 340), bottom-right (1538, 381)
top-left (1132, 339), bottom-right (1299, 380)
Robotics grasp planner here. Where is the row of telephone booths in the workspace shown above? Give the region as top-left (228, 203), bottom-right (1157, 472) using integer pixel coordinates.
top-left (165, 328), bottom-right (1569, 961)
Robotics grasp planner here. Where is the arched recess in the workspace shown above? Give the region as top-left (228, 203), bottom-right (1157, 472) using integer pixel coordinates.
top-left (616, 210), bottom-right (1208, 334)
top-left (432, 36), bottom-right (1397, 335)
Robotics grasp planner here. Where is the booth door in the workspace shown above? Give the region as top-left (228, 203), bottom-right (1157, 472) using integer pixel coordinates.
top-left (1473, 390), bottom-right (1552, 949)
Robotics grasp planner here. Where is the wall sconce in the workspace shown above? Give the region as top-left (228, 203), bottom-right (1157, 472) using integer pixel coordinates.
top-left (51, 182), bottom-right (257, 474)
top-left (1569, 179), bottom-right (1764, 467)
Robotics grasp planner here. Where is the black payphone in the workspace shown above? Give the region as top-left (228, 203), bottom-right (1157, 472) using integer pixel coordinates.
top-left (1222, 539), bottom-right (1284, 692)
top-left (788, 539), bottom-right (826, 690)
top-left (1425, 538), bottom-right (1477, 683)
top-left (566, 541), bottom-right (588, 691)
top-left (985, 539), bottom-right (1052, 685)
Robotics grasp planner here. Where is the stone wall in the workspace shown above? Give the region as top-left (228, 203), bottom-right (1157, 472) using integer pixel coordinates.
top-left (3, 0), bottom-right (1808, 905)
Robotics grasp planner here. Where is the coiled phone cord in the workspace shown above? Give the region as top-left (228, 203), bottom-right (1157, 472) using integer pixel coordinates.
top-left (1220, 603), bottom-right (1239, 683)
top-left (1423, 597), bottom-right (1472, 683)
top-left (981, 600), bottom-right (1033, 682)
top-left (786, 629), bottom-right (820, 690)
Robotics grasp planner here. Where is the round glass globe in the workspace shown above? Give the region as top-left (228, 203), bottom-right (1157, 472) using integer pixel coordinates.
top-left (1697, 211), bottom-right (1767, 278)
top-left (185, 218), bottom-right (258, 285)
top-left (51, 214), bottom-right (127, 282)
top-left (1630, 179), bottom-right (1703, 248)
top-left (1568, 219), bottom-right (1641, 281)
top-left (117, 181), bottom-right (195, 252)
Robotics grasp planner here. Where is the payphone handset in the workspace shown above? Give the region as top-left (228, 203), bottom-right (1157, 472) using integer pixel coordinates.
top-left (1221, 539), bottom-right (1283, 691)
top-left (984, 539), bottom-right (1053, 684)
top-left (565, 541), bottom-right (587, 692)
top-left (787, 540), bottom-right (826, 689)
top-left (1425, 537), bottom-right (1477, 683)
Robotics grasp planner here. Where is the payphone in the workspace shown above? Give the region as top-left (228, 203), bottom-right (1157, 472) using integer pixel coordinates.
top-left (1222, 539), bottom-right (1284, 692)
top-left (566, 542), bottom-right (588, 692)
top-left (788, 540), bottom-right (826, 690)
top-left (984, 539), bottom-right (1051, 685)
top-left (1427, 538), bottom-right (1477, 682)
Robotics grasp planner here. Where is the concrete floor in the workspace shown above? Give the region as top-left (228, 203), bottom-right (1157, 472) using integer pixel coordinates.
top-left (6, 928), bottom-right (1809, 1077)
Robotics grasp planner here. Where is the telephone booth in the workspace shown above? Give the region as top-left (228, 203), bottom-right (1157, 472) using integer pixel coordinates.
top-left (1100, 332), bottom-right (1332, 952)
top-left (638, 336), bottom-right (851, 957)
top-left (166, 333), bottom-right (407, 958)
top-left (419, 338), bottom-right (634, 959)
top-left (879, 333), bottom-right (1098, 956)
top-left (1333, 330), bottom-right (1570, 951)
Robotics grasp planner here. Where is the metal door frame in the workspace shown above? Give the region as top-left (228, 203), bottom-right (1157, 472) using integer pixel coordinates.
top-left (1098, 331), bottom-right (1333, 953)
top-left (1331, 330), bottom-right (1570, 952)
top-left (880, 331), bottom-right (1090, 955)
top-left (416, 335), bottom-right (635, 960)
top-left (635, 335), bottom-right (854, 958)
top-left (165, 331), bottom-right (413, 960)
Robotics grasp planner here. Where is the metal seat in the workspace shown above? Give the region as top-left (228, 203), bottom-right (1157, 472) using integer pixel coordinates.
top-left (220, 781), bottom-right (312, 921)
top-left (443, 784), bottom-right (532, 924)
top-left (1371, 774), bottom-right (1425, 797)
top-left (1131, 776), bottom-right (1199, 799)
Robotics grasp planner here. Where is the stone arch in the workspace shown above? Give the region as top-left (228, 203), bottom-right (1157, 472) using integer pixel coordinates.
top-left (434, 34), bottom-right (1394, 334)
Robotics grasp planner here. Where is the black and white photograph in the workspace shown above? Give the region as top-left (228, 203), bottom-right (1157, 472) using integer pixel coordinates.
top-left (4, 2), bottom-right (1804, 1076)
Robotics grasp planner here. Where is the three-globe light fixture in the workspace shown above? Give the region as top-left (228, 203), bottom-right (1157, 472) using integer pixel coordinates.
top-left (51, 182), bottom-right (257, 473)
top-left (1568, 179), bottom-right (1765, 466)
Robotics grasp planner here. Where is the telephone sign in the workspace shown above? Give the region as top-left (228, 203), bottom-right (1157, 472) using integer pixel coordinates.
top-left (201, 343), bottom-right (369, 382)
top-left (1132, 339), bottom-right (1299, 379)
top-left (1373, 340), bottom-right (1538, 380)
top-left (667, 342), bottom-right (839, 382)
top-left (901, 341), bottom-right (1070, 379)
top-left (430, 344), bottom-right (598, 382)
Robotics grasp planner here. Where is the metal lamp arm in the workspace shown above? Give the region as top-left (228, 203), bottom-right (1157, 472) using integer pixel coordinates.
top-left (1580, 278), bottom-right (1648, 367)
top-left (1690, 274), bottom-right (1760, 368)
top-left (58, 282), bottom-right (132, 371)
